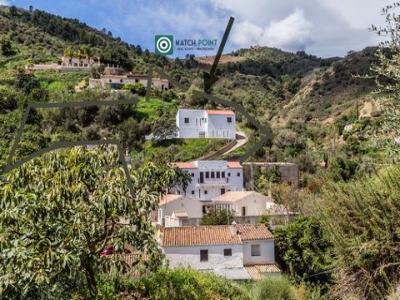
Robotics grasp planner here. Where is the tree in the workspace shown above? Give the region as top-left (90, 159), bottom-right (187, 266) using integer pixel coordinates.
top-left (123, 83), bottom-right (146, 96)
top-left (274, 217), bottom-right (333, 286)
top-left (0, 38), bottom-right (15, 57)
top-left (14, 71), bottom-right (40, 95)
top-left (63, 47), bottom-right (74, 58)
top-left (327, 155), bottom-right (358, 182)
top-left (201, 209), bottom-right (235, 225)
top-left (0, 147), bottom-right (188, 298)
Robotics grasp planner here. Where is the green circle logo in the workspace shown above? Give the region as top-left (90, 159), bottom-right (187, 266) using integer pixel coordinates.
top-left (155, 35), bottom-right (173, 55)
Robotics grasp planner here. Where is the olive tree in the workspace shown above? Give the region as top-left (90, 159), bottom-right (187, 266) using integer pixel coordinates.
top-left (0, 146), bottom-right (188, 299)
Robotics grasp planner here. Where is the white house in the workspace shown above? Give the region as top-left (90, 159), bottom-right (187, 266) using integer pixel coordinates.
top-left (172, 160), bottom-right (244, 201)
top-left (158, 160), bottom-right (244, 226)
top-left (158, 194), bottom-right (203, 227)
top-left (89, 74), bottom-right (170, 91)
top-left (176, 109), bottom-right (236, 139)
top-left (213, 191), bottom-right (273, 224)
top-left (160, 224), bottom-right (281, 280)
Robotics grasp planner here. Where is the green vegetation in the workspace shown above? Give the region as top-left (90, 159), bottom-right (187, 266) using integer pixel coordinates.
top-left (321, 167), bottom-right (400, 299)
top-left (0, 147), bottom-right (188, 298)
top-left (201, 209), bottom-right (235, 225)
top-left (274, 217), bottom-right (333, 286)
top-left (1, 2), bottom-right (400, 299)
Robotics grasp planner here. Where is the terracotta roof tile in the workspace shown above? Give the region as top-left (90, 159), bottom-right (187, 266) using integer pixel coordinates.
top-left (235, 224), bottom-right (273, 240)
top-left (162, 224), bottom-right (273, 247)
top-left (162, 226), bottom-right (241, 246)
top-left (227, 161), bottom-right (242, 168)
top-left (206, 110), bottom-right (235, 115)
top-left (173, 162), bottom-right (196, 169)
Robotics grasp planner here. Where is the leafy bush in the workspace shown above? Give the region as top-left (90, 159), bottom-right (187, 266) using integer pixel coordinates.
top-left (122, 268), bottom-right (250, 300)
top-left (201, 209), bottom-right (235, 225)
top-left (255, 276), bottom-right (294, 300)
top-left (328, 155), bottom-right (358, 182)
top-left (274, 217), bottom-right (333, 286)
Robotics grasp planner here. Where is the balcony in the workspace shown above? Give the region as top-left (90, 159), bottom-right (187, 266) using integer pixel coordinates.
top-left (196, 178), bottom-right (229, 186)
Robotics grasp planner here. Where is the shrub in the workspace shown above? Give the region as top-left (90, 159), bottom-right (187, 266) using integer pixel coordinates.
top-left (274, 217), bottom-right (333, 286)
top-left (201, 209), bottom-right (235, 225)
top-left (321, 167), bottom-right (400, 299)
top-left (122, 268), bottom-right (250, 300)
top-left (255, 276), bottom-right (294, 300)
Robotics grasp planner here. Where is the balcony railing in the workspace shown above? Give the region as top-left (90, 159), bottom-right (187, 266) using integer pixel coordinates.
top-left (197, 178), bottom-right (229, 185)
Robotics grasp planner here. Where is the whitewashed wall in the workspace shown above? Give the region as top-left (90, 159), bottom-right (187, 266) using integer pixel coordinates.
top-left (242, 240), bottom-right (275, 265)
top-left (176, 109), bottom-right (207, 138)
top-left (173, 161), bottom-right (243, 201)
top-left (206, 114), bottom-right (236, 139)
top-left (231, 194), bottom-right (271, 217)
top-left (164, 244), bottom-right (243, 270)
top-left (159, 196), bottom-right (203, 220)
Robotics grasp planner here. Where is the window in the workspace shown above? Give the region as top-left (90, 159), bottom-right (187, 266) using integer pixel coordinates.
top-left (191, 190), bottom-right (195, 195)
top-left (221, 172), bottom-right (225, 178)
top-left (227, 117), bottom-right (232, 123)
top-left (205, 171), bottom-right (209, 178)
top-left (211, 172), bottom-right (215, 178)
top-left (241, 206), bottom-right (246, 217)
top-left (221, 188), bottom-right (225, 195)
top-left (251, 245), bottom-right (261, 256)
top-left (184, 117), bottom-right (189, 124)
top-left (216, 171), bottom-right (220, 178)
top-left (224, 249), bottom-right (232, 256)
top-left (120, 79), bottom-right (124, 83)
top-left (191, 173), bottom-right (195, 177)
top-left (228, 172), bottom-right (231, 177)
top-left (237, 172), bottom-right (241, 177)
top-left (200, 250), bottom-right (208, 261)
top-left (204, 190), bottom-right (208, 195)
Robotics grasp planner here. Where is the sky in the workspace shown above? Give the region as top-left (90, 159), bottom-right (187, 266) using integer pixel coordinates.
top-left (2, 0), bottom-right (393, 58)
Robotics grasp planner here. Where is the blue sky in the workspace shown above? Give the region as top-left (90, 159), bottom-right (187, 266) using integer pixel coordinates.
top-left (2, 0), bottom-right (392, 58)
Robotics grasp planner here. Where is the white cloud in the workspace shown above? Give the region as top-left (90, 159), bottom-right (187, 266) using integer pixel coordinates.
top-left (92, 0), bottom-right (394, 57)
top-left (0, 0), bottom-right (10, 6)
top-left (262, 9), bottom-right (312, 50)
top-left (231, 21), bottom-right (263, 47)
top-left (209, 0), bottom-right (392, 56)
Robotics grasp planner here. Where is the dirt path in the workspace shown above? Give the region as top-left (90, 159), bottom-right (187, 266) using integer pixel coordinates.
top-left (200, 131), bottom-right (248, 160)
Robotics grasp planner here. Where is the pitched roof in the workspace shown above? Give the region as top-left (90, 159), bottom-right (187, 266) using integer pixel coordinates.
top-left (173, 162), bottom-right (196, 169)
top-left (160, 194), bottom-right (184, 205)
top-left (235, 224), bottom-right (273, 240)
top-left (162, 224), bottom-right (273, 247)
top-left (162, 226), bottom-right (241, 247)
top-left (227, 161), bottom-right (242, 168)
top-left (173, 160), bottom-right (241, 169)
top-left (206, 110), bottom-right (235, 115)
top-left (213, 191), bottom-right (263, 203)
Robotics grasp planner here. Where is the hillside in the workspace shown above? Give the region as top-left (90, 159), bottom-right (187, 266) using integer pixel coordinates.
top-left (0, 5), bottom-right (388, 179)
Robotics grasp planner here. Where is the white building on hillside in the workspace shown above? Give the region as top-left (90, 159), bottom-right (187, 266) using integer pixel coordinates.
top-left (213, 191), bottom-right (273, 224)
top-left (176, 109), bottom-right (236, 139)
top-left (89, 74), bottom-right (170, 91)
top-left (172, 160), bottom-right (244, 201)
top-left (160, 224), bottom-right (281, 280)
